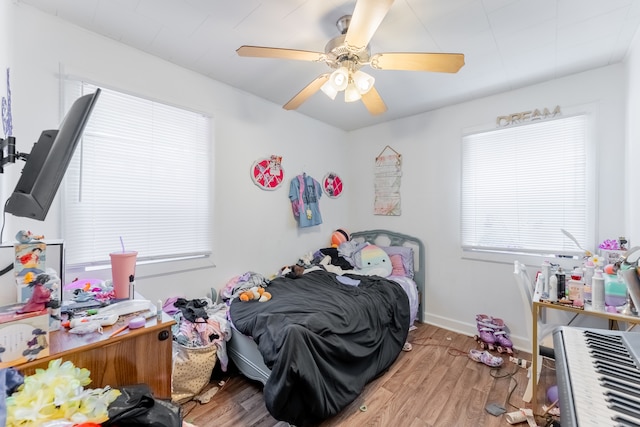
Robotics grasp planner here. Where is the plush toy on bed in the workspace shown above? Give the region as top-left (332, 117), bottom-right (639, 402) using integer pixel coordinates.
top-left (354, 244), bottom-right (392, 277)
top-left (239, 286), bottom-right (272, 302)
top-left (330, 228), bottom-right (350, 248)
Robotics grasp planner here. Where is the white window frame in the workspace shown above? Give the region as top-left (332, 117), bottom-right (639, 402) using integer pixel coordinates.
top-left (61, 80), bottom-right (212, 272)
top-left (460, 108), bottom-right (596, 261)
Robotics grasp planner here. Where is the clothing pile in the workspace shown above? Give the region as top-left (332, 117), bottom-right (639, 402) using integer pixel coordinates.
top-left (221, 272), bottom-right (270, 301)
top-left (163, 297), bottom-right (231, 403)
top-left (164, 297), bottom-right (230, 369)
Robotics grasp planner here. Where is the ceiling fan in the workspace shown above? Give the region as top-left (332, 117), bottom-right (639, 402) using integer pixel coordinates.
top-left (236, 0), bottom-right (465, 116)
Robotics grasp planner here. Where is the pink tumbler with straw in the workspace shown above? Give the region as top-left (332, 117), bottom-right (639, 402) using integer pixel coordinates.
top-left (110, 251), bottom-right (137, 299)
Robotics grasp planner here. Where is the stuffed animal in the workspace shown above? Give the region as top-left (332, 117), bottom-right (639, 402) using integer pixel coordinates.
top-left (330, 229), bottom-right (350, 248)
top-left (239, 286), bottom-right (272, 302)
top-left (355, 244), bottom-right (392, 277)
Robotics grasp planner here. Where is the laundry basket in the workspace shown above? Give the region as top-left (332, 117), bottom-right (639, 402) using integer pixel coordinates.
top-left (171, 341), bottom-right (217, 403)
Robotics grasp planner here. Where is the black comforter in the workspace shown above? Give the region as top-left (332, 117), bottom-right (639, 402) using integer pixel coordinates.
top-left (229, 269), bottom-right (410, 426)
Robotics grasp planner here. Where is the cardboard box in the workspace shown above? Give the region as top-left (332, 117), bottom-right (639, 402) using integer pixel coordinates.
top-left (0, 304), bottom-right (50, 368)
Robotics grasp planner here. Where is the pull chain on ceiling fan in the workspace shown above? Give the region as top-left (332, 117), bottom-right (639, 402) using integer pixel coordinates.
top-left (236, 0), bottom-right (465, 116)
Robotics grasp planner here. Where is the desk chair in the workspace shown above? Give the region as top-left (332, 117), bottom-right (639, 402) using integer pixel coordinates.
top-left (513, 260), bottom-right (555, 402)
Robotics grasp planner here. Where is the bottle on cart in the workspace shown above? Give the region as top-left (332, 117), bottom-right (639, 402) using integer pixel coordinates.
top-left (568, 267), bottom-right (584, 301)
top-left (535, 274), bottom-right (545, 297)
top-left (583, 265), bottom-right (594, 303)
top-left (568, 278), bottom-right (584, 301)
top-left (549, 274), bottom-right (558, 302)
top-left (592, 269), bottom-right (606, 311)
top-left (556, 267), bottom-right (566, 300)
top-left (541, 260), bottom-right (551, 296)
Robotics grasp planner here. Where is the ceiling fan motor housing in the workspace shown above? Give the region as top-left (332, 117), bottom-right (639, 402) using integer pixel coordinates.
top-left (324, 34), bottom-right (370, 71)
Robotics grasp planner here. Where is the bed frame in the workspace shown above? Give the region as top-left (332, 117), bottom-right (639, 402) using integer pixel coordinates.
top-left (226, 229), bottom-right (425, 385)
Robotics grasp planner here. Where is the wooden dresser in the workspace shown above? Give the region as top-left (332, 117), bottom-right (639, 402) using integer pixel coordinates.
top-left (15, 312), bottom-right (175, 399)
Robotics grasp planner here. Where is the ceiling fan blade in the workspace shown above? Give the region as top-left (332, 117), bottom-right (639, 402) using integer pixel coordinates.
top-left (283, 74), bottom-right (330, 111)
top-left (361, 87), bottom-right (387, 115)
top-left (344, 0), bottom-right (395, 52)
top-left (370, 52), bottom-right (465, 73)
top-left (237, 45), bottom-right (324, 62)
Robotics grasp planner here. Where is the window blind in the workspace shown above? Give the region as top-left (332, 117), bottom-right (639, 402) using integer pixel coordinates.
top-left (62, 81), bottom-right (211, 267)
top-left (461, 114), bottom-right (589, 255)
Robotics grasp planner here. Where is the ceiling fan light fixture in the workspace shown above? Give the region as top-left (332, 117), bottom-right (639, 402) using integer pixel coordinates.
top-left (329, 67), bottom-right (349, 91)
top-left (344, 81), bottom-right (361, 103)
top-left (320, 80), bottom-right (339, 100)
top-left (353, 70), bottom-right (375, 94)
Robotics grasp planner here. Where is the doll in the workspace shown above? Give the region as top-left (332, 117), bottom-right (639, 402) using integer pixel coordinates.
top-left (17, 274), bottom-right (52, 314)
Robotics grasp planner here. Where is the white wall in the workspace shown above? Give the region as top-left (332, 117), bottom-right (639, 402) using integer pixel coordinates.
top-left (0, 4), bottom-right (350, 305)
top-left (347, 65), bottom-right (627, 350)
top-left (626, 27), bottom-right (640, 246)
top-left (1, 0), bottom-right (13, 195)
top-left (2, 3), bottom-right (635, 354)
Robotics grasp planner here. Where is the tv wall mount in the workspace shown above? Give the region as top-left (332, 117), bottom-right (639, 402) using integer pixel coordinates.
top-left (0, 136), bottom-right (29, 173)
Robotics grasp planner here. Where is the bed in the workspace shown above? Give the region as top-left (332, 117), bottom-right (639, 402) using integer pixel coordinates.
top-left (226, 229), bottom-right (425, 426)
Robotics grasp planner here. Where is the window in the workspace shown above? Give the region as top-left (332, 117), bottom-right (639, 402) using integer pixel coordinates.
top-left (62, 81), bottom-right (211, 268)
top-left (461, 114), bottom-right (592, 256)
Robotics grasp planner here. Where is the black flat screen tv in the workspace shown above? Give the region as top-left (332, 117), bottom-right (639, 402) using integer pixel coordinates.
top-left (4, 88), bottom-right (101, 221)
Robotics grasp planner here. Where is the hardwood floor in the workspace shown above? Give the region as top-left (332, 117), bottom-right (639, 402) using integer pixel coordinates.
top-left (181, 323), bottom-right (557, 427)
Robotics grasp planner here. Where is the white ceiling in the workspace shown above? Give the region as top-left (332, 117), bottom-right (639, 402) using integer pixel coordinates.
top-left (16, 0), bottom-right (640, 131)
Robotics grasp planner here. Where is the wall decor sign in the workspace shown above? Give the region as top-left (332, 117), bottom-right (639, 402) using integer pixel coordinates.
top-left (251, 155), bottom-right (284, 190)
top-left (496, 105), bottom-right (561, 127)
top-left (322, 172), bottom-right (343, 198)
top-left (374, 145), bottom-right (402, 216)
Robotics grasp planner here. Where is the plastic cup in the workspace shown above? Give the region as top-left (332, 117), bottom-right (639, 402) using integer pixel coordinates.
top-left (110, 251), bottom-right (137, 299)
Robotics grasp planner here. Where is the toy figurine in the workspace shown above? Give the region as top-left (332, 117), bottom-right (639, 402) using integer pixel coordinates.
top-left (15, 230), bottom-right (45, 244)
top-left (17, 274), bottom-right (51, 314)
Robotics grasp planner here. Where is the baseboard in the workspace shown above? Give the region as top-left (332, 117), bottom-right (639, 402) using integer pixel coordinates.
top-left (421, 313), bottom-right (533, 354)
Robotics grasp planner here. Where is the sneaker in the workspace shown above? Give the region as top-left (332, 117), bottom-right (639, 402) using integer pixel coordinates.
top-left (469, 349), bottom-right (503, 367)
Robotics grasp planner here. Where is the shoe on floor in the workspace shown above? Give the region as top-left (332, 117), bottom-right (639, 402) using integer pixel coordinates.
top-left (469, 349), bottom-right (503, 367)
top-left (402, 342), bottom-right (413, 352)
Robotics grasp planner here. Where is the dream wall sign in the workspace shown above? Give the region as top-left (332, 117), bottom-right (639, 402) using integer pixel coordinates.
top-left (496, 105), bottom-right (561, 127)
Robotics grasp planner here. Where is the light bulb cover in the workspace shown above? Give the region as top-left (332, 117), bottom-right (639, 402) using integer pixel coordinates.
top-left (320, 80), bottom-right (338, 100)
top-left (353, 70), bottom-right (375, 94)
top-left (330, 68), bottom-right (349, 91)
top-left (344, 81), bottom-right (361, 102)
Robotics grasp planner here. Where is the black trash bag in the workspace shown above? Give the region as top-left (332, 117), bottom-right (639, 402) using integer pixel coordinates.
top-left (103, 383), bottom-right (182, 427)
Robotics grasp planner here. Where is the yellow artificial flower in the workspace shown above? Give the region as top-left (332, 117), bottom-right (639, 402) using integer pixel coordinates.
top-left (6, 358), bottom-right (120, 427)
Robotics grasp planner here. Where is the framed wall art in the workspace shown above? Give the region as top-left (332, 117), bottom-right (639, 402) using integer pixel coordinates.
top-left (374, 145), bottom-right (402, 216)
top-left (251, 155), bottom-right (284, 190)
top-left (322, 172), bottom-right (343, 198)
